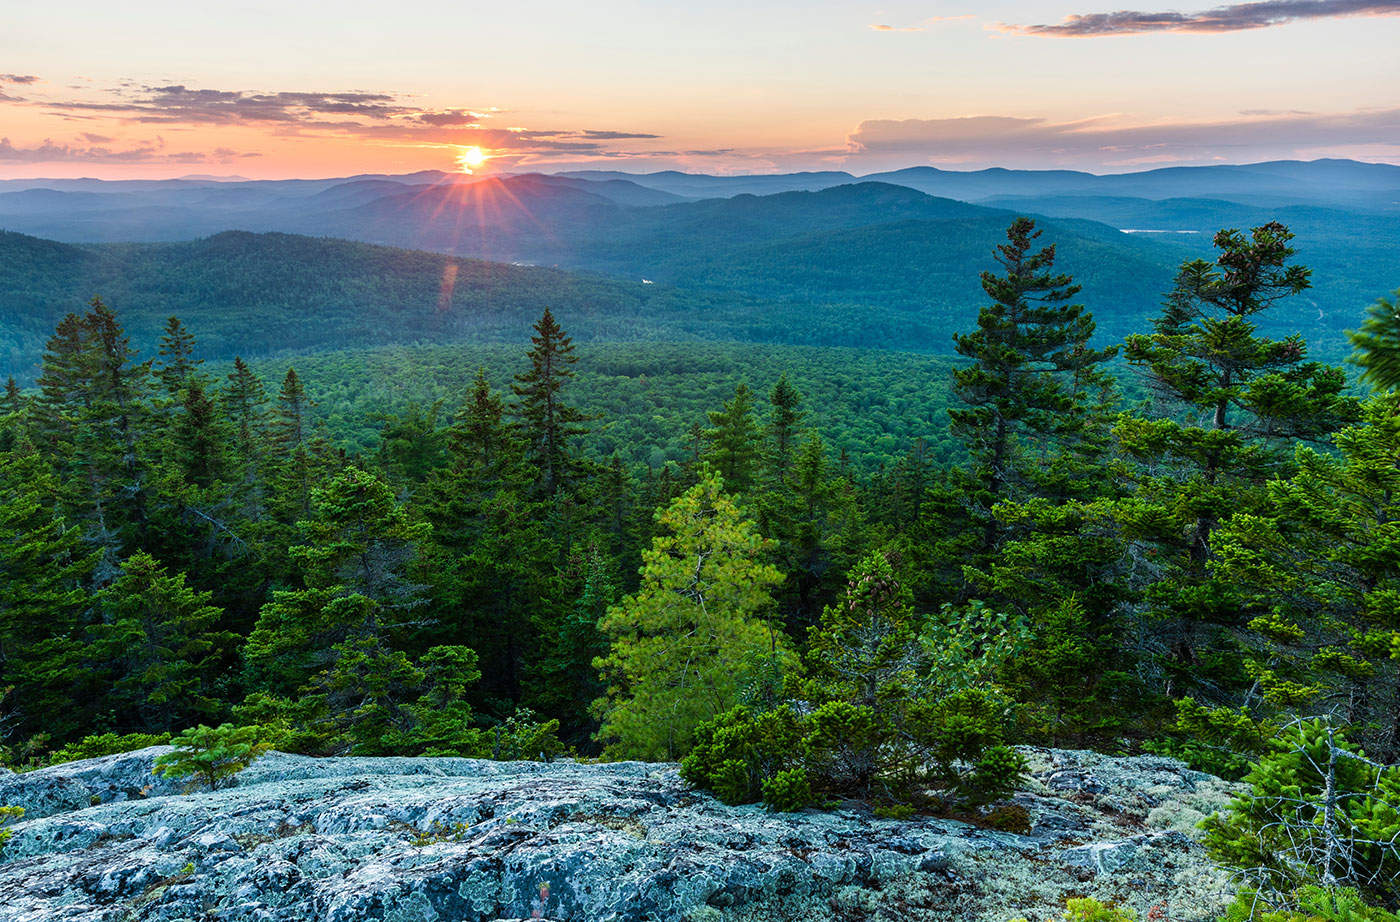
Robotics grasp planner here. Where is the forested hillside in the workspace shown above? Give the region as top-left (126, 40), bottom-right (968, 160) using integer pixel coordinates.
top-left (1, 217), bottom-right (1397, 916)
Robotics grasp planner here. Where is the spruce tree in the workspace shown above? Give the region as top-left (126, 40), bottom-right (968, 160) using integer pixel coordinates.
top-left (766, 374), bottom-right (805, 488)
top-left (1118, 223), bottom-right (1357, 695)
top-left (949, 217), bottom-right (1116, 553)
top-left (702, 382), bottom-right (761, 494)
top-left (246, 467), bottom-right (435, 752)
top-left (88, 552), bottom-right (232, 732)
top-left (1349, 288), bottom-right (1400, 391)
top-left (0, 452), bottom-right (100, 740)
top-left (513, 308), bottom-right (588, 498)
top-left (1211, 393), bottom-right (1400, 760)
top-left (154, 316), bottom-right (202, 398)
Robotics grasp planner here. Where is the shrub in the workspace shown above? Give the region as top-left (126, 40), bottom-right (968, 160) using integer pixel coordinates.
top-left (681, 705), bottom-right (803, 807)
top-left (1220, 886), bottom-right (1399, 922)
top-left (1204, 719), bottom-right (1400, 913)
top-left (48, 732), bottom-right (171, 765)
top-left (0, 806), bottom-right (22, 851)
top-left (761, 768), bottom-right (812, 812)
top-left (985, 802), bottom-right (1032, 834)
top-left (153, 724), bottom-right (270, 791)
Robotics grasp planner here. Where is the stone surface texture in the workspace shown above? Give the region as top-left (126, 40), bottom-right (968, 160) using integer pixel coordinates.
top-left (0, 746), bottom-right (1239, 921)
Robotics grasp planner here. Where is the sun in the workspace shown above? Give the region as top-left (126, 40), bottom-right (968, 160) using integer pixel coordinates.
top-left (455, 146), bottom-right (488, 173)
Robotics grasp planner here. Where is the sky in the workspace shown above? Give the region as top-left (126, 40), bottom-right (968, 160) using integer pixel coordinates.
top-left (2, 0), bottom-right (1398, 179)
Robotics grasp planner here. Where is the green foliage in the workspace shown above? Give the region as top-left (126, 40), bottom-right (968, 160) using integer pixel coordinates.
top-left (1221, 886), bottom-right (1400, 922)
top-left (594, 470), bottom-right (789, 759)
top-left (1118, 223), bottom-right (1358, 704)
top-left (680, 704), bottom-right (806, 808)
top-left (1209, 394), bottom-right (1400, 761)
top-left (949, 217), bottom-right (1116, 554)
top-left (985, 802), bottom-right (1031, 834)
top-left (1204, 719), bottom-right (1400, 911)
top-left (0, 805), bottom-right (23, 851)
top-left (48, 732), bottom-right (172, 765)
top-left (153, 723), bottom-right (270, 791)
top-left (1348, 289), bottom-right (1400, 392)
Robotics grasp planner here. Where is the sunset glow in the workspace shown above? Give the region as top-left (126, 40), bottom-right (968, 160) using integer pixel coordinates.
top-left (2, 1), bottom-right (1397, 179)
top-left (455, 147), bottom-right (489, 173)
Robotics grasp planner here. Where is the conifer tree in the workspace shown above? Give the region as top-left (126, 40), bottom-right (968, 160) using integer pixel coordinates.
top-left (949, 217), bottom-right (1116, 553)
top-left (766, 374), bottom-right (804, 488)
top-left (269, 368), bottom-right (321, 521)
top-left (702, 382), bottom-right (761, 494)
top-left (0, 452), bottom-right (99, 739)
top-left (1118, 223), bottom-right (1357, 694)
top-left (33, 298), bottom-right (151, 570)
top-left (1349, 288), bottom-right (1400, 391)
top-left (1211, 393), bottom-right (1400, 760)
top-left (246, 467), bottom-right (435, 751)
top-left (513, 309), bottom-right (588, 497)
top-left (88, 552), bottom-right (232, 732)
top-left (221, 357), bottom-right (268, 473)
top-left (154, 316), bottom-right (202, 398)
top-left (594, 470), bottom-right (786, 759)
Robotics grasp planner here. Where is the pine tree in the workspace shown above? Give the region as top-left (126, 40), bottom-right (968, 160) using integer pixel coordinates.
top-left (88, 552), bottom-right (232, 732)
top-left (154, 316), bottom-right (202, 398)
top-left (513, 309), bottom-right (588, 498)
top-left (594, 470), bottom-right (787, 759)
top-left (1349, 288), bottom-right (1400, 391)
top-left (702, 382), bottom-right (762, 494)
top-left (949, 217), bottom-right (1116, 553)
top-left (766, 374), bottom-right (805, 488)
top-left (1118, 223), bottom-right (1358, 695)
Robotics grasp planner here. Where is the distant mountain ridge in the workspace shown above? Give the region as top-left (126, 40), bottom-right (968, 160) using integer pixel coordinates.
top-left (0, 159), bottom-right (1393, 376)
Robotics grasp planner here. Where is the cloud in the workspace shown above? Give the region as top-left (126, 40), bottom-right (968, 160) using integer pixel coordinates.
top-left (577, 129), bottom-right (662, 140)
top-left (1002, 0), bottom-right (1400, 35)
top-left (0, 74), bottom-right (39, 84)
top-left (415, 109), bottom-right (482, 126)
top-left (844, 108), bottom-right (1400, 169)
top-left (16, 82), bottom-right (666, 160)
top-left (0, 136), bottom-right (254, 164)
top-left (870, 24), bottom-right (924, 31)
top-left (47, 84), bottom-right (419, 124)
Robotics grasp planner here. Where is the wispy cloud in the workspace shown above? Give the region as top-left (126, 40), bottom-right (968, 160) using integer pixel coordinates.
top-left (0, 136), bottom-right (255, 164)
top-left (1002, 0), bottom-right (1400, 35)
top-left (17, 82), bottom-right (665, 159)
top-left (0, 75), bottom-right (39, 85)
top-left (845, 108), bottom-right (1400, 169)
top-left (870, 14), bottom-right (975, 31)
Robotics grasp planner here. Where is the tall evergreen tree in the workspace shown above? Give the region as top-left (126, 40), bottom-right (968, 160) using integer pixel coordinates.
top-left (1118, 223), bottom-right (1357, 695)
top-left (766, 374), bottom-right (805, 489)
top-left (702, 382), bottom-right (762, 494)
top-left (246, 467), bottom-right (434, 752)
top-left (154, 316), bottom-right (203, 398)
top-left (949, 217), bottom-right (1116, 553)
top-left (0, 452), bottom-right (100, 740)
top-left (513, 308), bottom-right (588, 498)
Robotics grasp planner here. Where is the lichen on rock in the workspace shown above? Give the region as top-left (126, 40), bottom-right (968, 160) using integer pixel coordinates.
top-left (0, 746), bottom-right (1237, 921)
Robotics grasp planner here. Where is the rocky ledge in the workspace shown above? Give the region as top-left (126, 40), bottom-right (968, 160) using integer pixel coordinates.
top-left (0, 747), bottom-right (1239, 922)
